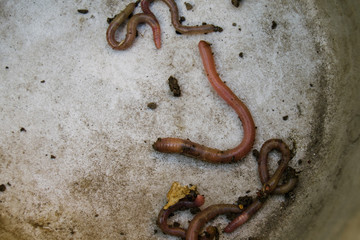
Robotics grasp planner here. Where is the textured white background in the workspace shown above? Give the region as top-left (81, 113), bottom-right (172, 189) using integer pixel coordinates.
top-left (0, 0), bottom-right (343, 239)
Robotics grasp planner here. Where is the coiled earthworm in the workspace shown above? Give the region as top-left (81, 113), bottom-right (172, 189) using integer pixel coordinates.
top-left (153, 41), bottom-right (256, 163)
top-left (157, 195), bottom-right (205, 238)
top-left (273, 167), bottom-right (298, 194)
top-left (223, 139), bottom-right (298, 233)
top-left (141, 0), bottom-right (221, 34)
top-left (186, 204), bottom-right (242, 240)
top-left (257, 139), bottom-right (298, 194)
top-left (106, 2), bottom-right (161, 50)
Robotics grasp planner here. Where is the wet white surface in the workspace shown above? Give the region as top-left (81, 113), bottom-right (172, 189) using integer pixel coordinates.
top-left (1, 0), bottom-right (359, 239)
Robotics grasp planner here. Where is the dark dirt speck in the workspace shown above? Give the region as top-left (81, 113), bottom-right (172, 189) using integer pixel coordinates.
top-left (213, 26), bottom-right (223, 32)
top-left (0, 184), bottom-right (6, 192)
top-left (231, 0), bottom-right (241, 8)
top-left (190, 207), bottom-right (201, 215)
top-left (239, 52), bottom-right (244, 58)
top-left (237, 195), bottom-right (253, 207)
top-left (252, 149), bottom-right (260, 160)
top-left (184, 2), bottom-right (193, 10)
top-left (271, 21), bottom-right (278, 29)
top-left (282, 115), bottom-right (289, 121)
top-left (168, 76), bottom-right (181, 97)
top-left (77, 9), bottom-right (89, 14)
top-left (147, 102), bottom-right (157, 110)
top-left (20, 127), bottom-right (27, 132)
top-left (179, 16), bottom-right (186, 23)
top-left (107, 16), bottom-right (115, 24)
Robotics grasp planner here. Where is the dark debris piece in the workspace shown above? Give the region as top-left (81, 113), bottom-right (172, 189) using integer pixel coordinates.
top-left (184, 2), bottom-right (193, 10)
top-left (237, 195), bottom-right (253, 208)
top-left (179, 16), bottom-right (186, 23)
top-left (231, 0), bottom-right (242, 8)
top-left (168, 76), bottom-right (181, 97)
top-left (77, 9), bottom-right (89, 14)
top-left (107, 16), bottom-right (115, 24)
top-left (0, 184), bottom-right (6, 192)
top-left (147, 102), bottom-right (158, 110)
top-left (271, 21), bottom-right (278, 29)
top-left (213, 26), bottom-right (223, 32)
top-left (190, 207), bottom-right (201, 215)
top-left (252, 149), bottom-right (260, 159)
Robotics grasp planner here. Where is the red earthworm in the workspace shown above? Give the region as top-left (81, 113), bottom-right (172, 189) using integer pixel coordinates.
top-left (153, 41), bottom-right (256, 163)
top-left (257, 139), bottom-right (298, 194)
top-left (141, 0), bottom-right (221, 34)
top-left (157, 195), bottom-right (205, 238)
top-left (106, 2), bottom-right (161, 50)
top-left (186, 204), bottom-right (242, 240)
top-left (223, 199), bottom-right (263, 233)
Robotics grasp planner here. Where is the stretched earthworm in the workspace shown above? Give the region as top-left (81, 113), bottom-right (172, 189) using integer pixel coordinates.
top-left (157, 195), bottom-right (205, 238)
top-left (257, 139), bottom-right (298, 194)
top-left (141, 0), bottom-right (221, 34)
top-left (106, 2), bottom-right (161, 50)
top-left (153, 41), bottom-right (256, 163)
top-left (186, 204), bottom-right (242, 240)
top-left (224, 139), bottom-right (298, 233)
top-left (223, 199), bottom-right (263, 233)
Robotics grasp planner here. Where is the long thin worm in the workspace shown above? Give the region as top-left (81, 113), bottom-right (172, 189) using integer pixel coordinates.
top-left (157, 195), bottom-right (205, 238)
top-left (257, 139), bottom-right (298, 194)
top-left (223, 139), bottom-right (298, 233)
top-left (153, 41), bottom-right (256, 163)
top-left (141, 0), bottom-right (221, 34)
top-left (186, 204), bottom-right (242, 240)
top-left (223, 199), bottom-right (263, 233)
top-left (106, 3), bottom-right (161, 50)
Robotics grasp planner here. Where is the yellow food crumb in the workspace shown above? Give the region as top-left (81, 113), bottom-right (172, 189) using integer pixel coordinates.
top-left (239, 204), bottom-right (244, 210)
top-left (163, 182), bottom-right (197, 209)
